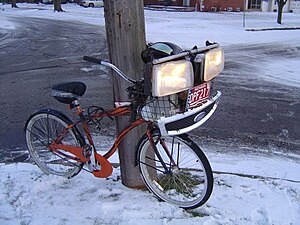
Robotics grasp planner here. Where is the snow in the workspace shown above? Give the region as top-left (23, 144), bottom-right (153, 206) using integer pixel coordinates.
top-left (0, 19), bottom-right (15, 30)
top-left (261, 58), bottom-right (300, 88)
top-left (1, 3), bottom-right (300, 225)
top-left (1, 153), bottom-right (299, 225)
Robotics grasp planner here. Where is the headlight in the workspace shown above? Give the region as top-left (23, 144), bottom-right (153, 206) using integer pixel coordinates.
top-left (152, 60), bottom-right (194, 97)
top-left (204, 47), bottom-right (224, 82)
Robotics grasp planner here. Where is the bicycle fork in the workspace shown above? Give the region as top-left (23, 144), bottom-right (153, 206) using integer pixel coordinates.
top-left (146, 125), bottom-right (178, 175)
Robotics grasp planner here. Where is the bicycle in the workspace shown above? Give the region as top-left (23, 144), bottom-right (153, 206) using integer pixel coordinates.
top-left (25, 42), bottom-right (224, 209)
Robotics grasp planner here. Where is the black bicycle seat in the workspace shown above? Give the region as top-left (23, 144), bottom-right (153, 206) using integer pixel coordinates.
top-left (51, 82), bottom-right (86, 104)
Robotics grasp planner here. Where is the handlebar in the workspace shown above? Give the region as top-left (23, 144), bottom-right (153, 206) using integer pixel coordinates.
top-left (83, 55), bottom-right (102, 64)
top-left (83, 56), bottom-right (138, 84)
top-left (152, 43), bottom-right (219, 65)
top-left (83, 42), bottom-right (220, 84)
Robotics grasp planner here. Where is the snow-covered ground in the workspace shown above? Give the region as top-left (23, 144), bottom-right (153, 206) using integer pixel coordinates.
top-left (1, 153), bottom-right (300, 225)
top-left (1, 3), bottom-right (300, 225)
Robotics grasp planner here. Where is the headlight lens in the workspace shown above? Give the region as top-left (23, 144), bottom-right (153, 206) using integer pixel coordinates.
top-left (204, 47), bottom-right (224, 82)
top-left (152, 60), bottom-right (194, 97)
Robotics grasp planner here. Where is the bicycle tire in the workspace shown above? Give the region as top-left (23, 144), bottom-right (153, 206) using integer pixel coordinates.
top-left (137, 132), bottom-right (213, 209)
top-left (25, 109), bottom-right (85, 178)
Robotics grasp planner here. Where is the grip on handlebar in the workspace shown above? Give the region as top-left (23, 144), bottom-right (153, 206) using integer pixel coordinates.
top-left (83, 56), bottom-right (102, 64)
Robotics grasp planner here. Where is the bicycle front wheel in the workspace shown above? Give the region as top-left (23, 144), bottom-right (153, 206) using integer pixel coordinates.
top-left (137, 133), bottom-right (213, 209)
top-left (25, 110), bottom-right (84, 178)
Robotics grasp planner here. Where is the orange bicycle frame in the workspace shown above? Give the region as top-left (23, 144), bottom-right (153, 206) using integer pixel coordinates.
top-left (49, 105), bottom-right (147, 178)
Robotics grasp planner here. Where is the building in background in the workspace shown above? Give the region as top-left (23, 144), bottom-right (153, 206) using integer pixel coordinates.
top-left (286, 0), bottom-right (300, 12)
top-left (144, 0), bottom-right (300, 13)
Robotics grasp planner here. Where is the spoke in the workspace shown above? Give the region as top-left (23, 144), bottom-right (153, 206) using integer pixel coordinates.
top-left (157, 141), bottom-right (177, 171)
top-left (177, 151), bottom-right (201, 169)
top-left (178, 151), bottom-right (193, 166)
top-left (159, 174), bottom-right (172, 191)
top-left (26, 113), bottom-right (84, 177)
top-left (27, 128), bottom-right (49, 148)
top-left (180, 168), bottom-right (206, 175)
top-left (32, 124), bottom-right (48, 142)
top-left (172, 175), bottom-right (188, 196)
top-left (174, 173), bottom-right (196, 197)
top-left (140, 160), bottom-right (166, 174)
top-left (145, 155), bottom-right (161, 164)
top-left (179, 161), bottom-right (201, 169)
top-left (138, 134), bottom-right (213, 208)
top-left (46, 114), bottom-right (50, 144)
top-left (169, 137), bottom-right (175, 169)
top-left (166, 176), bottom-right (173, 192)
top-left (45, 159), bottom-right (74, 166)
top-left (176, 142), bottom-right (180, 166)
top-left (54, 120), bottom-right (64, 138)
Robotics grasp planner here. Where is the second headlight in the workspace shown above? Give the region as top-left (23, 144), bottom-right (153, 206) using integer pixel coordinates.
top-left (204, 47), bottom-right (224, 82)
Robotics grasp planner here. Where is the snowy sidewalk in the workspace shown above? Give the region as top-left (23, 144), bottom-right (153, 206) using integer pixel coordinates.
top-left (0, 152), bottom-right (299, 225)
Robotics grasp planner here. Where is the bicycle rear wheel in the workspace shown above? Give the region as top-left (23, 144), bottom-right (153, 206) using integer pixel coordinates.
top-left (137, 133), bottom-right (213, 209)
top-left (25, 109), bottom-right (84, 178)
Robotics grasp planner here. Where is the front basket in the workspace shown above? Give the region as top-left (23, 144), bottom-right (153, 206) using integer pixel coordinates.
top-left (143, 91), bottom-right (221, 136)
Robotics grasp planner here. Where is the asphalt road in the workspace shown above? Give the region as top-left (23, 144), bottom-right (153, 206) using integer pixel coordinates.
top-left (197, 43), bottom-right (300, 155)
top-left (1, 17), bottom-right (299, 162)
top-left (0, 17), bottom-right (112, 162)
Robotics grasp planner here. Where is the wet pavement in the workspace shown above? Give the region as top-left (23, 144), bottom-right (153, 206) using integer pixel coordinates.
top-left (196, 43), bottom-right (300, 154)
top-left (0, 17), bottom-right (111, 162)
top-left (1, 17), bottom-right (300, 163)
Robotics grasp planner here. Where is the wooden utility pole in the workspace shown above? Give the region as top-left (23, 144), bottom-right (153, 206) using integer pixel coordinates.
top-left (104, 0), bottom-right (147, 188)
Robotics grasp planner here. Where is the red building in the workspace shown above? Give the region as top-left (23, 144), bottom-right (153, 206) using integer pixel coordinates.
top-left (144, 0), bottom-right (247, 12)
top-left (201, 0), bottom-right (244, 11)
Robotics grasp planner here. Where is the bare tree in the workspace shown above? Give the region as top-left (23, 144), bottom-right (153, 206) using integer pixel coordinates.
top-left (11, 0), bottom-right (18, 8)
top-left (54, 0), bottom-right (64, 12)
top-left (104, 0), bottom-right (147, 188)
top-left (276, 0), bottom-right (288, 24)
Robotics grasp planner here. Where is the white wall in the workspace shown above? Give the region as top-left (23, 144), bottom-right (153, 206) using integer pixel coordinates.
top-left (290, 0), bottom-right (300, 13)
top-left (271, 0), bottom-right (291, 12)
top-left (262, 0), bottom-right (293, 12)
top-left (261, 1), bottom-right (269, 11)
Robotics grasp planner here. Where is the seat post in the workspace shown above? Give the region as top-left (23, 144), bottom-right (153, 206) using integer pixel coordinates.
top-left (72, 100), bottom-right (84, 117)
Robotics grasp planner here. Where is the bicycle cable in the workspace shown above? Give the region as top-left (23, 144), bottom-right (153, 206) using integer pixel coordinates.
top-left (87, 106), bottom-right (114, 131)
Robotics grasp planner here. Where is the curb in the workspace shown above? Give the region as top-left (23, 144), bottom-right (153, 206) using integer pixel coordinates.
top-left (144, 5), bottom-right (195, 12)
top-left (246, 27), bottom-right (300, 31)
